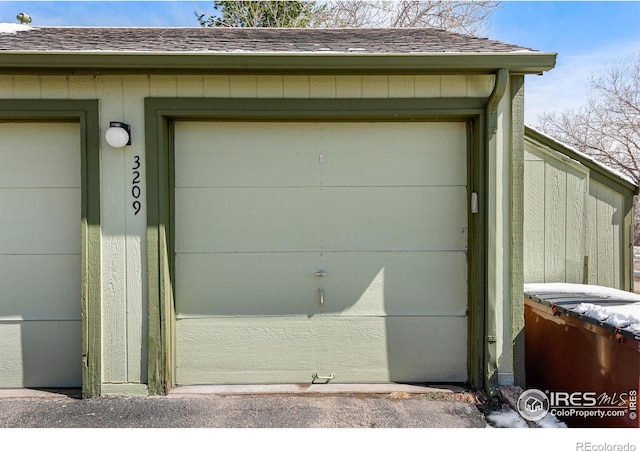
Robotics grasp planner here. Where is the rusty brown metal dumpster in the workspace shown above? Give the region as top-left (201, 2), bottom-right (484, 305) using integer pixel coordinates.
top-left (524, 288), bottom-right (639, 428)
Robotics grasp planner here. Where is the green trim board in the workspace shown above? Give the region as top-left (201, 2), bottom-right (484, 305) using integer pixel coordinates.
top-left (510, 75), bottom-right (526, 388)
top-left (0, 99), bottom-right (102, 398)
top-left (144, 97), bottom-right (488, 394)
top-left (466, 115), bottom-right (486, 390)
top-left (0, 52), bottom-right (557, 76)
top-left (623, 193), bottom-right (635, 291)
top-left (526, 137), bottom-right (591, 176)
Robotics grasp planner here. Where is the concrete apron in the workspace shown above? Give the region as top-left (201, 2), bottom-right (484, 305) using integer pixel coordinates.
top-left (0, 383), bottom-right (469, 398)
top-left (168, 383), bottom-right (470, 396)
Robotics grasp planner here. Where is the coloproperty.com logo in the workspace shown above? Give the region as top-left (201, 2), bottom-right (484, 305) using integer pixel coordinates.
top-left (517, 388), bottom-right (638, 421)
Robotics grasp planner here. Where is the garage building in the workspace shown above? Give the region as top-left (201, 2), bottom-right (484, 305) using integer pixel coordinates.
top-left (0, 26), bottom-right (556, 396)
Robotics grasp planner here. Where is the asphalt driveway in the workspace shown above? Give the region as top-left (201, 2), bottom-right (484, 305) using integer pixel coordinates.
top-left (0, 385), bottom-right (489, 428)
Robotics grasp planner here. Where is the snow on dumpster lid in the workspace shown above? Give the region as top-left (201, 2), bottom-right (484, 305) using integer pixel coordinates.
top-left (525, 283), bottom-right (640, 302)
top-left (524, 283), bottom-right (640, 338)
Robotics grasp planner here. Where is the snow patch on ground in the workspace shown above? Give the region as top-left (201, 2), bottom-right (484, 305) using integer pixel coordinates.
top-left (486, 406), bottom-right (568, 428)
top-left (0, 23), bottom-right (33, 34)
top-left (486, 406), bottom-right (529, 428)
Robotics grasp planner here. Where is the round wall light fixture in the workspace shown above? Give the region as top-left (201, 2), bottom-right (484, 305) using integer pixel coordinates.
top-left (105, 122), bottom-right (131, 148)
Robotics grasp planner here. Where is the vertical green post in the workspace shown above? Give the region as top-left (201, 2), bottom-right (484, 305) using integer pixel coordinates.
top-left (510, 75), bottom-right (526, 387)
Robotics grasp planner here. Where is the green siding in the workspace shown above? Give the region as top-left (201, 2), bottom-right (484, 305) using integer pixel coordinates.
top-left (523, 142), bottom-right (589, 285)
top-left (588, 181), bottom-right (625, 288)
top-left (523, 134), bottom-right (634, 291)
top-left (0, 73), bottom-right (506, 394)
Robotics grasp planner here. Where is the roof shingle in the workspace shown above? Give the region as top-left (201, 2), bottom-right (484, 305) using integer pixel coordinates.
top-left (0, 26), bottom-right (536, 54)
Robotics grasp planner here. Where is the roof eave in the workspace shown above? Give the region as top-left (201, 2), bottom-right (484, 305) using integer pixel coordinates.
top-left (525, 125), bottom-right (640, 194)
top-left (0, 51), bottom-right (557, 75)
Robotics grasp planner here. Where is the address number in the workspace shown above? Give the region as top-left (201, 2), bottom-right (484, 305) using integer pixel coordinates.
top-left (132, 155), bottom-right (142, 215)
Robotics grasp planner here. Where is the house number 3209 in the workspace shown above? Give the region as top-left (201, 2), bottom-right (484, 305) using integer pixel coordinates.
top-left (132, 155), bottom-right (142, 215)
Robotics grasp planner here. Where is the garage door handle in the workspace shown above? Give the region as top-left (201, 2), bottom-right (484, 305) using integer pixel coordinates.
top-left (318, 288), bottom-right (324, 305)
top-left (314, 271), bottom-right (327, 277)
top-left (312, 373), bottom-right (335, 383)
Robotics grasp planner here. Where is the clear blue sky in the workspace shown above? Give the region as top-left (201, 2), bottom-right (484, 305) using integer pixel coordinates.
top-left (1, 1), bottom-right (640, 124)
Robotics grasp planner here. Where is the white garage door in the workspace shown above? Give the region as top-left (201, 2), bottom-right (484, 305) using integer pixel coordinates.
top-left (174, 121), bottom-right (468, 384)
top-left (0, 123), bottom-right (81, 388)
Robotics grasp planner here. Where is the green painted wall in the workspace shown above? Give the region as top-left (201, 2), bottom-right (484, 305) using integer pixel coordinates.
top-left (1, 72), bottom-right (526, 395)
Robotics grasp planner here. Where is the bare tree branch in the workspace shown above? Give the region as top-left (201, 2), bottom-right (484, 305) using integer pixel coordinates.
top-left (197, 1), bottom-right (499, 35)
top-left (539, 53), bottom-right (640, 242)
top-left (322, 1), bottom-right (499, 35)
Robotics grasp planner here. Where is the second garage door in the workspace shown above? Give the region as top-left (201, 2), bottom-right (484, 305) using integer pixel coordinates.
top-left (0, 122), bottom-right (81, 388)
top-left (174, 121), bottom-right (469, 384)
